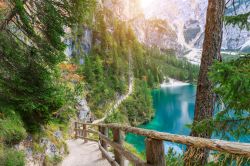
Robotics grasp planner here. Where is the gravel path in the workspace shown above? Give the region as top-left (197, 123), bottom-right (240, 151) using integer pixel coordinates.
top-left (61, 139), bottom-right (110, 166)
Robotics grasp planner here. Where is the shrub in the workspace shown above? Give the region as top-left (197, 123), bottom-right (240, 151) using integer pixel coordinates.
top-left (44, 155), bottom-right (63, 166)
top-left (0, 148), bottom-right (25, 166)
top-left (0, 108), bottom-right (27, 144)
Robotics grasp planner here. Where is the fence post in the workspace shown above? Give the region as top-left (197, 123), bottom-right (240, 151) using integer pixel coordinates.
top-left (102, 127), bottom-right (108, 150)
top-left (98, 126), bottom-right (102, 139)
top-left (83, 123), bottom-right (88, 143)
top-left (99, 127), bottom-right (108, 158)
top-left (98, 126), bottom-right (103, 145)
top-left (75, 122), bottom-right (78, 139)
top-left (112, 128), bottom-right (125, 166)
top-left (145, 138), bottom-right (166, 166)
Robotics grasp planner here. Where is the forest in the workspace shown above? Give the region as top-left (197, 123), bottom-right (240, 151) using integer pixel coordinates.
top-left (0, 0), bottom-right (249, 166)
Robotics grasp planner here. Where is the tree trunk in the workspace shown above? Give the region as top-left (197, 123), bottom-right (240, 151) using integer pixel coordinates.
top-left (185, 0), bottom-right (225, 165)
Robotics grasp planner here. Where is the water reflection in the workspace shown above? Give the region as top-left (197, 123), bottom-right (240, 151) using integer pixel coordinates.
top-left (126, 85), bottom-right (197, 153)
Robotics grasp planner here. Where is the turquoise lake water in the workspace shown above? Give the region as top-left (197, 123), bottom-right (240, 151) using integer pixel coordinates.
top-left (126, 85), bottom-right (197, 154)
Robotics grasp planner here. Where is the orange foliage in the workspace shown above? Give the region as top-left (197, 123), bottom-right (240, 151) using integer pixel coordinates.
top-left (59, 63), bottom-right (83, 82)
top-left (59, 63), bottom-right (78, 72)
top-left (0, 0), bottom-right (7, 9)
top-left (142, 75), bottom-right (147, 81)
top-left (62, 74), bottom-right (83, 82)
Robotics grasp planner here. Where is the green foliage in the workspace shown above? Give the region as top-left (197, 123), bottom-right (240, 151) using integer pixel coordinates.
top-left (0, 107), bottom-right (27, 144)
top-left (125, 143), bottom-right (185, 166)
top-left (0, 147), bottom-right (25, 166)
top-left (124, 143), bottom-right (145, 161)
top-left (81, 7), bottom-right (199, 124)
top-left (81, 11), bottom-right (130, 116)
top-left (206, 153), bottom-right (250, 166)
top-left (208, 55), bottom-right (250, 140)
top-left (119, 79), bottom-right (154, 126)
top-left (105, 111), bottom-right (128, 124)
top-left (0, 0), bottom-right (88, 131)
top-left (69, 0), bottom-right (96, 25)
top-left (224, 12), bottom-right (250, 30)
top-left (45, 155), bottom-right (63, 166)
top-left (83, 53), bottom-right (127, 116)
top-left (224, 0), bottom-right (250, 31)
top-left (210, 56), bottom-right (250, 111)
top-left (165, 148), bottom-right (184, 166)
top-left (192, 55), bottom-right (250, 141)
top-left (133, 47), bottom-right (199, 88)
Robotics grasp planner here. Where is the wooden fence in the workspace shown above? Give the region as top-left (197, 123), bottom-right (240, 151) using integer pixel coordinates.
top-left (74, 122), bottom-right (250, 166)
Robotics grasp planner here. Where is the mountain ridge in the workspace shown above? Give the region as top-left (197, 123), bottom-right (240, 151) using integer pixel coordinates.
top-left (101, 0), bottom-right (250, 64)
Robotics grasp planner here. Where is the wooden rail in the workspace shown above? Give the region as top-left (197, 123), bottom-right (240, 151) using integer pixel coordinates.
top-left (74, 122), bottom-right (250, 166)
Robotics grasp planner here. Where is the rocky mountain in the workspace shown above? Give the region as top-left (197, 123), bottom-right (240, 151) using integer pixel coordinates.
top-left (101, 0), bottom-right (250, 64)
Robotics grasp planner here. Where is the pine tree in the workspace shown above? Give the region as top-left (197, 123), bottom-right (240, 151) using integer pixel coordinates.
top-left (185, 0), bottom-right (226, 165)
top-left (0, 0), bottom-right (93, 130)
top-left (207, 0), bottom-right (250, 149)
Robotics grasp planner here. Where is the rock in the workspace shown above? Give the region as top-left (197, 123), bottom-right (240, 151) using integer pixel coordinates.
top-left (26, 147), bottom-right (33, 157)
top-left (64, 27), bottom-right (92, 64)
top-left (101, 0), bottom-right (250, 61)
top-left (77, 98), bottom-right (91, 121)
top-left (78, 98), bottom-right (87, 106)
top-left (40, 138), bottom-right (49, 146)
top-left (15, 136), bottom-right (45, 166)
top-left (40, 138), bottom-right (60, 157)
top-left (15, 131), bottom-right (66, 166)
top-left (184, 20), bottom-right (201, 44)
top-left (54, 131), bottom-right (62, 139)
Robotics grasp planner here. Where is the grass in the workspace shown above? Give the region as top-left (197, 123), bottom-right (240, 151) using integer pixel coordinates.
top-left (0, 109), bottom-right (27, 145)
top-left (0, 146), bottom-right (25, 166)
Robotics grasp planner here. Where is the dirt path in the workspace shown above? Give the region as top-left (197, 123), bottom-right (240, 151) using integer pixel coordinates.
top-left (62, 52), bottom-right (134, 165)
top-left (61, 139), bottom-right (110, 166)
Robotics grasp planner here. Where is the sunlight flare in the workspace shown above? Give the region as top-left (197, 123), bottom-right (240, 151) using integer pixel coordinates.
top-left (139, 0), bottom-right (154, 10)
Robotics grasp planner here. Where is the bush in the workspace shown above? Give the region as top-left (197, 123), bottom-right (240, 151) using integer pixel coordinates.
top-left (44, 155), bottom-right (63, 166)
top-left (105, 111), bottom-right (128, 124)
top-left (0, 148), bottom-right (25, 166)
top-left (0, 108), bottom-right (27, 144)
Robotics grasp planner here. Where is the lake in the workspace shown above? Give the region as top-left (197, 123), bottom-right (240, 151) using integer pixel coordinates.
top-left (126, 85), bottom-right (197, 154)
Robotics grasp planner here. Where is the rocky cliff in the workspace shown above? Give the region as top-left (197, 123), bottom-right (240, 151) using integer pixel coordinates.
top-left (101, 0), bottom-right (250, 63)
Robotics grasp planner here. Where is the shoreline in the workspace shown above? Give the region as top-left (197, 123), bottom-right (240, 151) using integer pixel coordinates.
top-left (160, 78), bottom-right (190, 88)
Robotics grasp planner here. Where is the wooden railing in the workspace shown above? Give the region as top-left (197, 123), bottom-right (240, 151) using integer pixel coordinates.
top-left (74, 122), bottom-right (250, 166)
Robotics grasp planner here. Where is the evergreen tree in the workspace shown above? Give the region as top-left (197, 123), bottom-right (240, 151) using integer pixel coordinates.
top-left (206, 0), bottom-right (250, 146)
top-left (0, 0), bottom-right (93, 130)
top-left (185, 0), bottom-right (226, 165)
